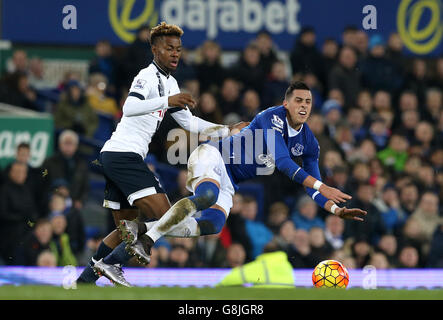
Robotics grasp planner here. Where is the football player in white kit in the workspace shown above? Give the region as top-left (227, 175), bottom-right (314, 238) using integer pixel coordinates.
top-left (77, 22), bottom-right (246, 286)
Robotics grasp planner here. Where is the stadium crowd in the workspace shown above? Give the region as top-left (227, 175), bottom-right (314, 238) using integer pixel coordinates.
top-left (0, 25), bottom-right (442, 271)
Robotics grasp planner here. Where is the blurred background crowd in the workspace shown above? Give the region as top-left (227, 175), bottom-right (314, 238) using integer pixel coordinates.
top-left (0, 24), bottom-right (442, 271)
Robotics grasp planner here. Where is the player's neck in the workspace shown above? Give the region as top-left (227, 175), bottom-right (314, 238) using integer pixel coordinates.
top-left (153, 59), bottom-right (171, 77)
top-left (286, 116), bottom-right (303, 131)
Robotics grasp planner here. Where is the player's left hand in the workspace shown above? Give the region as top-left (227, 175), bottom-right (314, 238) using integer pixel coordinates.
top-left (334, 207), bottom-right (367, 222)
top-left (229, 121), bottom-right (250, 135)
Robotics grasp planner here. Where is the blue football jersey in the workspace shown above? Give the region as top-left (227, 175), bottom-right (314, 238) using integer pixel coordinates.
top-left (207, 105), bottom-right (327, 207)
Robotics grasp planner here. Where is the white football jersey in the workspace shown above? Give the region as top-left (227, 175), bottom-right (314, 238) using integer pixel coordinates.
top-left (101, 62), bottom-right (181, 159)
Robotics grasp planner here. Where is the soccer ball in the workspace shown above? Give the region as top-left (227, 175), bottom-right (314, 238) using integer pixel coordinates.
top-left (312, 260), bottom-right (349, 288)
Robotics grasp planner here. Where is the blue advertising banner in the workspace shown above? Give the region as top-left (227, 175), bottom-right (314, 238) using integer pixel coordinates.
top-left (2, 0), bottom-right (442, 55)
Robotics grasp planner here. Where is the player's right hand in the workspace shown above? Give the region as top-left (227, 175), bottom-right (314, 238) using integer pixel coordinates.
top-left (168, 93), bottom-right (196, 109)
top-left (319, 184), bottom-right (352, 203)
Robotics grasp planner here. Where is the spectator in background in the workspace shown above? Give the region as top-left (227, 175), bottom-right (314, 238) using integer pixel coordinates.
top-left (291, 195), bottom-right (325, 231)
top-left (373, 90), bottom-right (392, 113)
top-left (195, 40), bottom-right (225, 93)
top-left (240, 196), bottom-right (273, 260)
top-left (0, 71), bottom-right (39, 110)
top-left (193, 233), bottom-right (227, 268)
top-left (321, 150), bottom-right (345, 182)
top-left (344, 182), bottom-right (386, 245)
top-left (43, 130), bottom-right (89, 209)
top-left (54, 80), bottom-right (98, 138)
top-left (36, 250), bottom-right (57, 267)
top-left (0, 162), bottom-right (38, 264)
top-left (399, 183), bottom-right (420, 216)
top-left (16, 218), bottom-right (53, 266)
top-left (327, 88), bottom-right (346, 109)
top-left (290, 26), bottom-right (323, 81)
top-left (396, 109), bottom-right (420, 142)
top-left (48, 187), bottom-right (86, 258)
top-left (166, 244), bottom-right (191, 268)
top-left (224, 243), bottom-right (247, 268)
top-left (254, 31), bottom-right (278, 76)
top-left (385, 33), bottom-right (408, 71)
top-left (377, 234), bottom-right (399, 267)
top-left (377, 133), bottom-right (409, 172)
top-left (3, 142), bottom-right (47, 217)
top-left (423, 88), bottom-right (442, 124)
top-left (266, 201), bottom-right (290, 235)
top-left (427, 225), bottom-right (443, 268)
top-left (196, 91), bottom-right (223, 125)
top-left (321, 99), bottom-right (342, 139)
top-left (416, 163), bottom-right (437, 192)
top-left (49, 209), bottom-right (77, 266)
top-left (356, 89), bottom-right (374, 117)
top-left (240, 89), bottom-right (261, 121)
top-left (309, 227), bottom-right (333, 262)
top-left (230, 43), bottom-right (265, 93)
top-left (405, 58), bottom-right (428, 103)
top-left (373, 184), bottom-right (407, 234)
top-left (413, 121), bottom-right (435, 157)
top-left (347, 107), bottom-right (368, 144)
top-left (7, 50), bottom-right (28, 74)
top-left (262, 60), bottom-right (290, 108)
top-left (217, 77), bottom-right (242, 116)
top-left (291, 229), bottom-right (317, 268)
top-left (359, 34), bottom-right (403, 93)
top-left (354, 30), bottom-right (369, 58)
top-left (121, 25), bottom-right (153, 89)
top-left (28, 57), bottom-right (52, 90)
top-left (86, 73), bottom-right (120, 118)
top-left (397, 245), bottom-right (420, 268)
top-left (367, 116), bottom-right (390, 151)
top-left (324, 214), bottom-right (345, 250)
top-left (225, 194), bottom-right (253, 261)
top-left (328, 46), bottom-right (361, 108)
top-left (410, 192), bottom-right (441, 243)
top-left (350, 237), bottom-right (372, 268)
top-left (89, 40), bottom-right (117, 94)
top-left (368, 252), bottom-right (390, 269)
top-left (329, 165), bottom-right (349, 192)
top-left (168, 169), bottom-right (192, 204)
top-left (347, 138), bottom-right (377, 164)
top-left (306, 113), bottom-right (338, 165)
top-left (320, 38), bottom-right (339, 91)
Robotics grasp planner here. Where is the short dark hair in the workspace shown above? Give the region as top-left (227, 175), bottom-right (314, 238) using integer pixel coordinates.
top-left (285, 81), bottom-right (310, 100)
top-left (150, 21), bottom-right (183, 45)
top-left (17, 142), bottom-right (30, 151)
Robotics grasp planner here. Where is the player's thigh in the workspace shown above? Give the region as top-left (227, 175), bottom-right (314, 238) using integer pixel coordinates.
top-left (134, 193), bottom-right (171, 220)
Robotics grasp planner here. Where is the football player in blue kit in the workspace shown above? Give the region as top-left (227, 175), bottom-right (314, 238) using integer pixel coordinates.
top-left (118, 81), bottom-right (367, 281)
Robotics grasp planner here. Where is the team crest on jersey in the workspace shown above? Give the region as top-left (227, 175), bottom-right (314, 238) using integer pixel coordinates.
top-left (134, 79), bottom-right (146, 89)
top-left (271, 115), bottom-right (284, 129)
top-left (291, 143), bottom-right (304, 156)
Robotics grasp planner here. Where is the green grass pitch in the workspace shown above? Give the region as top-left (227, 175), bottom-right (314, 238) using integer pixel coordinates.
top-left (0, 285), bottom-right (442, 300)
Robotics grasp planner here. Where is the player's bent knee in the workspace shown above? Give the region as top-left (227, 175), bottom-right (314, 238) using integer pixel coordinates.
top-left (189, 181), bottom-right (219, 211)
top-left (195, 208), bottom-right (226, 235)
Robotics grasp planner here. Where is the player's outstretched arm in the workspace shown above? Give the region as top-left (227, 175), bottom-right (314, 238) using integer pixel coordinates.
top-left (302, 176), bottom-right (352, 203)
top-left (324, 200), bottom-right (367, 221)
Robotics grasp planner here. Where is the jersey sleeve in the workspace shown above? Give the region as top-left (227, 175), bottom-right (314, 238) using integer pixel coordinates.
top-left (170, 108), bottom-right (229, 137)
top-left (123, 70), bottom-right (168, 117)
top-left (302, 139), bottom-right (329, 209)
top-left (258, 112), bottom-right (310, 185)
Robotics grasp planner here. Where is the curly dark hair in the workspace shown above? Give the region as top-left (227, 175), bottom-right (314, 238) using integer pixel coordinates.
top-left (150, 21), bottom-right (184, 45)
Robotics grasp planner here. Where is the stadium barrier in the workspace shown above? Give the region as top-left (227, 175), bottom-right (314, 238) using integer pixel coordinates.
top-left (0, 267), bottom-right (442, 289)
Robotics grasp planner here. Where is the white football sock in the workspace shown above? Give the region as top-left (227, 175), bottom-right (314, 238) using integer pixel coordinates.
top-left (145, 198), bottom-right (197, 242)
top-left (145, 217), bottom-right (200, 238)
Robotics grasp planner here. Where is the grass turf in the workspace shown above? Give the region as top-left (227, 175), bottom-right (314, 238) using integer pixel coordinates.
top-left (0, 285), bottom-right (442, 300)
